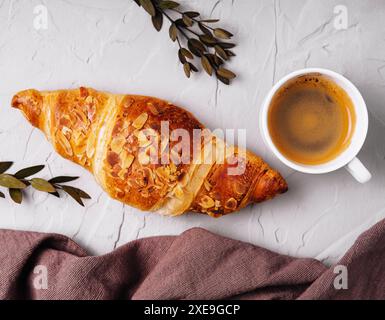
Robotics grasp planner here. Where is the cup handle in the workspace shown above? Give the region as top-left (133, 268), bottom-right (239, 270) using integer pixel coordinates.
top-left (345, 157), bottom-right (372, 183)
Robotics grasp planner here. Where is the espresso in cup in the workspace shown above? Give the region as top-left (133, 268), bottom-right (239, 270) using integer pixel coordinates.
top-left (268, 73), bottom-right (356, 165)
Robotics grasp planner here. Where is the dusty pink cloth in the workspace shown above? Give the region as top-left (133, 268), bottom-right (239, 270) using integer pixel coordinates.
top-left (1, 220), bottom-right (385, 300)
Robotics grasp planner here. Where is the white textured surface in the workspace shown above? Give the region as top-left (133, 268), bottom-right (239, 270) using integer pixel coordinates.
top-left (1, 0), bottom-right (385, 265)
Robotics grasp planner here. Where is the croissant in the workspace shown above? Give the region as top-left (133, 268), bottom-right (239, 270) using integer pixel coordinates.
top-left (11, 87), bottom-right (287, 217)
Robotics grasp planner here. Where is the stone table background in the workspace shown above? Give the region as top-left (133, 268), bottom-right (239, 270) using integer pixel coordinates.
top-left (0, 0), bottom-right (384, 265)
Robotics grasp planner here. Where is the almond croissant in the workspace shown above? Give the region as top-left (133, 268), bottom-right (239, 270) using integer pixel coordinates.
top-left (11, 88), bottom-right (287, 217)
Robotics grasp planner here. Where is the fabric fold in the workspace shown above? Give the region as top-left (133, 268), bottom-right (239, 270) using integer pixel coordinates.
top-left (1, 219), bottom-right (385, 300)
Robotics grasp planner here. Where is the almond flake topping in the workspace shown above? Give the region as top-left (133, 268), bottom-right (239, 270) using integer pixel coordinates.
top-left (225, 198), bottom-right (238, 210)
top-left (111, 136), bottom-right (126, 154)
top-left (56, 130), bottom-right (73, 156)
top-left (138, 131), bottom-right (152, 148)
top-left (147, 102), bottom-right (159, 115)
top-left (200, 195), bottom-right (215, 209)
top-left (132, 113), bottom-right (148, 130)
top-left (204, 180), bottom-right (212, 192)
top-left (174, 185), bottom-right (184, 199)
top-left (138, 151), bottom-right (150, 165)
top-left (122, 153), bottom-right (135, 170)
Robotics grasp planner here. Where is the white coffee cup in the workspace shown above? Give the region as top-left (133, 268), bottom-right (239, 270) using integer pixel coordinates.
top-left (260, 68), bottom-right (372, 183)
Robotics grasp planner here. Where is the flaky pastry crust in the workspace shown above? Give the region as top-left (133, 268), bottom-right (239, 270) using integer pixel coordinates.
top-left (12, 88), bottom-right (288, 217)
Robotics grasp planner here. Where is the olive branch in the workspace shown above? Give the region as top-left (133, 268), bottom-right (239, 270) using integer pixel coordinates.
top-left (135, 0), bottom-right (237, 85)
top-left (0, 162), bottom-right (91, 206)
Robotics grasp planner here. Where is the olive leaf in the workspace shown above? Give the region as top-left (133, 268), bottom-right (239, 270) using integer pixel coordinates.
top-left (61, 185), bottom-right (91, 207)
top-left (60, 185), bottom-right (91, 199)
top-left (175, 18), bottom-right (186, 27)
top-left (189, 39), bottom-right (205, 53)
top-left (0, 174), bottom-right (27, 189)
top-left (179, 48), bottom-right (193, 59)
top-left (178, 50), bottom-right (187, 63)
top-left (183, 62), bottom-right (191, 78)
top-left (199, 34), bottom-right (216, 46)
top-left (64, 191), bottom-right (84, 206)
top-left (30, 178), bottom-right (56, 193)
top-left (201, 55), bottom-right (213, 76)
top-left (139, 0), bottom-right (156, 17)
top-left (178, 48), bottom-right (194, 63)
top-left (215, 45), bottom-right (228, 60)
top-left (198, 23), bottom-right (211, 36)
top-left (9, 189), bottom-right (22, 204)
top-left (169, 23), bottom-right (178, 42)
top-left (158, 0), bottom-right (180, 10)
top-left (0, 162), bottom-right (13, 174)
top-left (217, 74), bottom-right (230, 85)
top-left (152, 9), bottom-right (163, 31)
top-left (217, 67), bottom-right (236, 80)
top-left (226, 50), bottom-right (236, 57)
top-left (214, 28), bottom-right (233, 39)
top-left (213, 54), bottom-right (224, 66)
top-left (182, 14), bottom-right (193, 27)
top-left (187, 39), bottom-right (205, 57)
top-left (200, 19), bottom-right (220, 23)
top-left (184, 11), bottom-right (200, 18)
top-left (189, 63), bottom-right (198, 72)
top-left (49, 191), bottom-right (61, 198)
top-left (14, 165), bottom-right (45, 179)
top-left (217, 42), bottom-right (236, 49)
top-left (49, 176), bottom-right (79, 184)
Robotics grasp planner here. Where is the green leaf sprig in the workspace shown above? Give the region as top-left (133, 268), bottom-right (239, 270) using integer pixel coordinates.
top-left (0, 162), bottom-right (91, 206)
top-left (135, 0), bottom-right (237, 85)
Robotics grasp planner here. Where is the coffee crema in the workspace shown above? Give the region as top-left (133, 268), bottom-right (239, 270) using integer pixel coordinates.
top-left (268, 73), bottom-right (356, 165)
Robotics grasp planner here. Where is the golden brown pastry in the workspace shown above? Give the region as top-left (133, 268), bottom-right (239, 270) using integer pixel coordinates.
top-left (11, 88), bottom-right (288, 217)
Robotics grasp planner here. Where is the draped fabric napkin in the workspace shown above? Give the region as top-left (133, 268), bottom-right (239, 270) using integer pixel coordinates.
top-left (1, 219), bottom-right (385, 300)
